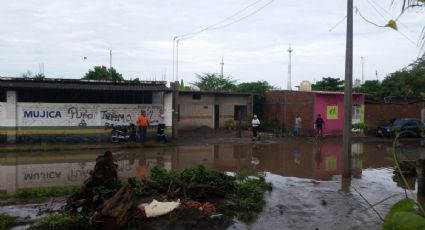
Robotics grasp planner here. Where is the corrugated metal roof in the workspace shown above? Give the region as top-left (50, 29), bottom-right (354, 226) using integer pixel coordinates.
top-left (0, 77), bottom-right (170, 91)
top-left (179, 90), bottom-right (253, 96)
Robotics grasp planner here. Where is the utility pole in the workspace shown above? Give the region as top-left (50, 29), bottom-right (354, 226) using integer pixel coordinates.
top-left (172, 36), bottom-right (177, 82)
top-left (287, 46), bottom-right (293, 90)
top-left (176, 40), bottom-right (180, 82)
top-left (220, 57), bottom-right (224, 77)
top-left (361, 56), bottom-right (365, 84)
top-left (109, 50), bottom-right (113, 80)
top-left (343, 0), bottom-right (353, 178)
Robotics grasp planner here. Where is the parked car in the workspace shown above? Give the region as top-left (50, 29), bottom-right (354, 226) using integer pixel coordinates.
top-left (377, 118), bottom-right (425, 138)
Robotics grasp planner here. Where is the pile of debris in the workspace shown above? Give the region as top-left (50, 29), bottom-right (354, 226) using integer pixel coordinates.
top-left (31, 151), bottom-right (272, 230)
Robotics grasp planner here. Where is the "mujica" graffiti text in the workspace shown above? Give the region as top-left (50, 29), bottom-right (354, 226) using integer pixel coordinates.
top-left (24, 111), bottom-right (62, 118)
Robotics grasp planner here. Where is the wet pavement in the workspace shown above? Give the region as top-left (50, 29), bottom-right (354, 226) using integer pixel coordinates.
top-left (1, 139), bottom-right (425, 229)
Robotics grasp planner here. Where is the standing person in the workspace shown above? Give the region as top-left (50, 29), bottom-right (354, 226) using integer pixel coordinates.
top-left (315, 114), bottom-right (324, 138)
top-left (293, 113), bottom-right (302, 136)
top-left (156, 109), bottom-right (167, 143)
top-left (137, 110), bottom-right (149, 144)
top-left (251, 115), bottom-right (260, 141)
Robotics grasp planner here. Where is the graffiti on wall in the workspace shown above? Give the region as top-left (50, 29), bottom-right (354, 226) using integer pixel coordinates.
top-left (17, 103), bottom-right (163, 127)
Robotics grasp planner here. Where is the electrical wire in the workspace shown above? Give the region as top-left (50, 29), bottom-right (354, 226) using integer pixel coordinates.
top-left (367, 0), bottom-right (421, 38)
top-left (176, 0), bottom-right (272, 40)
top-left (208, 0), bottom-right (275, 31)
top-left (328, 16), bottom-right (347, 32)
top-left (367, 0), bottom-right (425, 57)
top-left (355, 6), bottom-right (423, 52)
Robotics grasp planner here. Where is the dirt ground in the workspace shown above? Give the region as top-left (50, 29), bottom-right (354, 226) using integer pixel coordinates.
top-left (0, 128), bottom-right (423, 152)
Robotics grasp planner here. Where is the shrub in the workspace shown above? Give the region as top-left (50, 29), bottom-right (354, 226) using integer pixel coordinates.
top-left (225, 120), bottom-right (236, 129)
top-left (352, 122), bottom-right (368, 132)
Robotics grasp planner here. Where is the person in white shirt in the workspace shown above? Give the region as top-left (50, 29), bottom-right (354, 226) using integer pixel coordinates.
top-left (251, 115), bottom-right (260, 141)
top-left (293, 113), bottom-right (302, 136)
top-left (156, 109), bottom-right (167, 143)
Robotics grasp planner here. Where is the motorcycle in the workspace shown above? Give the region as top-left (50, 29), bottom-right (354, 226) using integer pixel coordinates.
top-left (110, 123), bottom-right (137, 143)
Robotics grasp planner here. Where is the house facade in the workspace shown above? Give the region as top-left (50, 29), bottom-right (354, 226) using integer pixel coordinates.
top-left (264, 90), bottom-right (366, 136)
top-left (177, 91), bottom-right (253, 130)
top-left (0, 78), bottom-right (172, 143)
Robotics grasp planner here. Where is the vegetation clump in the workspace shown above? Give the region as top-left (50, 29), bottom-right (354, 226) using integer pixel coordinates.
top-left (30, 152), bottom-right (272, 230)
top-left (0, 213), bottom-right (17, 229)
top-left (29, 213), bottom-right (86, 230)
top-left (147, 165), bottom-right (272, 221)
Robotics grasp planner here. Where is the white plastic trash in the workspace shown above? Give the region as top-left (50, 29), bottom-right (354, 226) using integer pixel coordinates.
top-left (143, 199), bottom-right (180, 218)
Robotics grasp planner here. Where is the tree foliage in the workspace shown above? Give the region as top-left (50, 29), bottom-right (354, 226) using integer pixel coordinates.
top-left (354, 80), bottom-right (381, 103)
top-left (311, 77), bottom-right (344, 91)
top-left (236, 81), bottom-right (274, 118)
top-left (193, 73), bottom-right (237, 92)
top-left (82, 66), bottom-right (124, 81)
top-left (354, 57), bottom-right (425, 102)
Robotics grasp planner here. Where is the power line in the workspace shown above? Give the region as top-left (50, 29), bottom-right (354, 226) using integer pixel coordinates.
top-left (355, 7), bottom-right (423, 52)
top-left (328, 16), bottom-right (347, 32)
top-left (367, 0), bottom-right (421, 38)
top-left (176, 0), bottom-right (270, 40)
top-left (208, 0), bottom-right (275, 31)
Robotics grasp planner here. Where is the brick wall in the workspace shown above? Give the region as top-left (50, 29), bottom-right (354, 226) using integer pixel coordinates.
top-left (365, 103), bottom-right (423, 132)
top-left (264, 90), bottom-right (315, 135)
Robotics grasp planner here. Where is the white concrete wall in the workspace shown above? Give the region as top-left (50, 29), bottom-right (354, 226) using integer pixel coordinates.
top-left (5, 91), bottom-right (17, 127)
top-left (13, 102), bottom-right (169, 127)
top-left (164, 92), bottom-right (173, 127)
top-left (0, 102), bottom-right (6, 126)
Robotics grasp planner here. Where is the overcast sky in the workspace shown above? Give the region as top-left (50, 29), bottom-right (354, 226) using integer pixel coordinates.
top-left (0, 0), bottom-right (423, 88)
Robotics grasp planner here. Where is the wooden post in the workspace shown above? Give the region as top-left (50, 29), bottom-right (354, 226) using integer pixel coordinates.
top-left (171, 81), bottom-right (179, 140)
top-left (237, 110), bottom-right (242, 138)
top-left (417, 159), bottom-right (425, 197)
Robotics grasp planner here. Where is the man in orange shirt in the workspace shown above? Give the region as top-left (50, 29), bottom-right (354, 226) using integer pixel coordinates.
top-left (137, 110), bottom-right (149, 144)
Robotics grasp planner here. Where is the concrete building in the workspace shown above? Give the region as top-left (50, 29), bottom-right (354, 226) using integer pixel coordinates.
top-left (0, 77), bottom-right (172, 143)
top-left (264, 90), bottom-right (365, 136)
top-left (177, 91), bottom-right (253, 130)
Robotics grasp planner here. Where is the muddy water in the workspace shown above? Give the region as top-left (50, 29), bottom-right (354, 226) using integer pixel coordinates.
top-left (1, 139), bottom-right (424, 229)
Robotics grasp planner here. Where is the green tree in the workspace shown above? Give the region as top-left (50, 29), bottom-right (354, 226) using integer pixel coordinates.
top-left (312, 77), bottom-right (344, 91)
top-left (33, 73), bottom-right (45, 79)
top-left (193, 73), bottom-right (237, 91)
top-left (354, 80), bottom-right (382, 103)
top-left (179, 79), bottom-right (190, 91)
top-left (236, 81), bottom-right (274, 118)
top-left (82, 66), bottom-right (124, 81)
top-left (380, 57), bottom-right (425, 99)
top-left (21, 70), bottom-right (32, 78)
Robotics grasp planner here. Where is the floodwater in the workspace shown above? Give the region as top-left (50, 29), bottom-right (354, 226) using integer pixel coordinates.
top-left (1, 139), bottom-right (425, 229)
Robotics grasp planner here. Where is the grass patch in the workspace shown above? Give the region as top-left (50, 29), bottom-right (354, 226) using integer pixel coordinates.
top-left (0, 213), bottom-right (18, 229)
top-left (0, 186), bottom-right (80, 201)
top-left (30, 213), bottom-right (85, 230)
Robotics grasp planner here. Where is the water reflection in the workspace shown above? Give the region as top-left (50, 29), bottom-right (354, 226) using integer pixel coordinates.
top-left (0, 140), bottom-right (421, 194)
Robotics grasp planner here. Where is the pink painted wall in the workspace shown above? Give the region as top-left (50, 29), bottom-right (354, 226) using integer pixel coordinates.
top-left (314, 93), bottom-right (365, 136)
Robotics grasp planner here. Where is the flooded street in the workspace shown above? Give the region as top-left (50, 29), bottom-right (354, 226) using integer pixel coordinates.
top-left (1, 139), bottom-right (425, 229)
